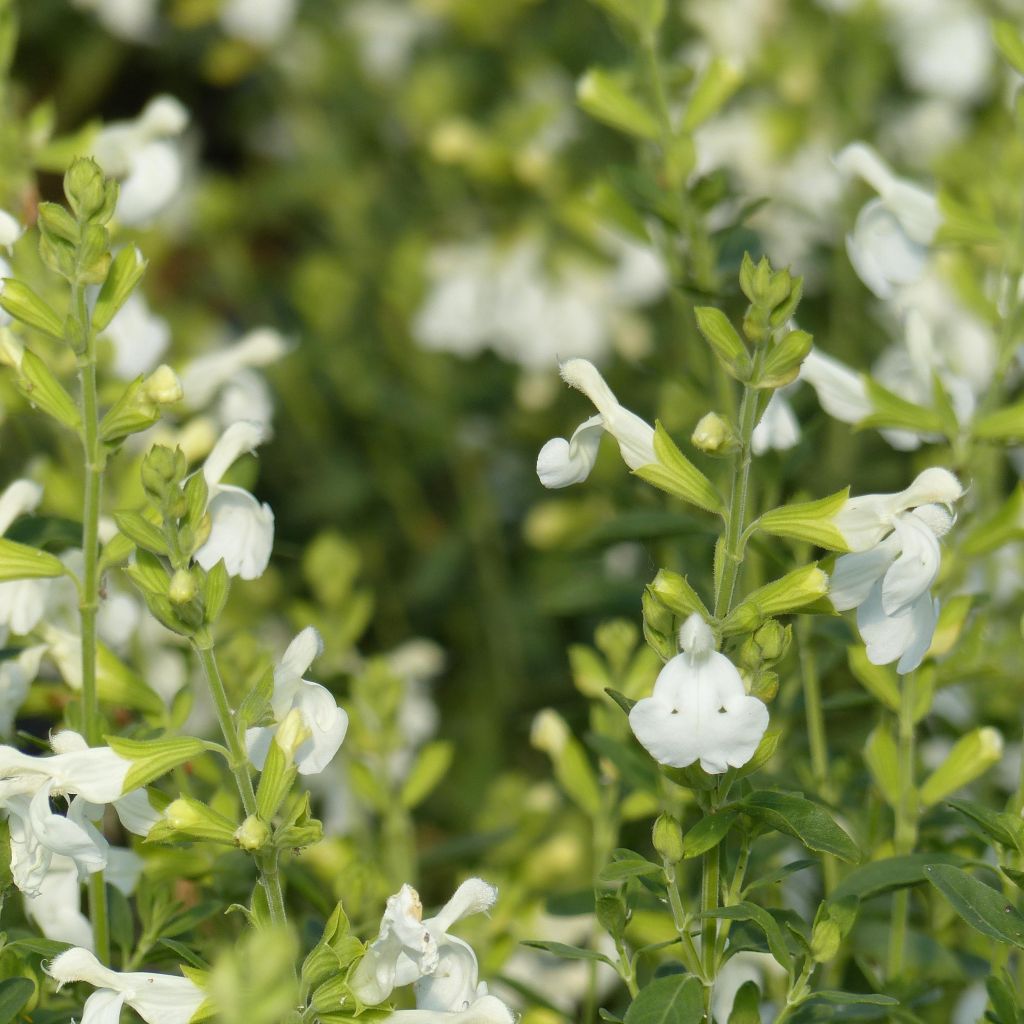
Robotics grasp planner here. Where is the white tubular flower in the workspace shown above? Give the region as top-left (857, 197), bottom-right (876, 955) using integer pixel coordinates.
top-left (23, 853), bottom-right (94, 948)
top-left (751, 392), bottom-right (800, 455)
top-left (103, 291), bottom-right (170, 380)
top-left (628, 614), bottom-right (769, 774)
top-left (193, 420), bottom-right (274, 580)
top-left (835, 143), bottom-right (941, 299)
top-left (352, 879), bottom-right (498, 1007)
top-left (47, 947), bottom-right (205, 1024)
top-left (799, 349), bottom-right (873, 424)
top-left (833, 467), bottom-right (963, 552)
top-left (0, 209), bottom-right (22, 251)
top-left (537, 359), bottom-right (655, 488)
top-left (179, 328), bottom-right (290, 411)
top-left (0, 644), bottom-right (46, 736)
top-left (832, 470), bottom-right (961, 674)
top-left (92, 96), bottom-right (189, 227)
top-left (0, 479), bottom-right (52, 638)
top-left (245, 627), bottom-right (348, 776)
top-left (387, 995), bottom-right (516, 1024)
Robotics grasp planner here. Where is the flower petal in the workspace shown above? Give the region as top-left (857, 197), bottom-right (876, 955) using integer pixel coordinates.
top-left (80, 989), bottom-right (128, 1024)
top-left (293, 680), bottom-right (348, 775)
top-left (536, 415), bottom-right (604, 488)
top-left (880, 514), bottom-right (941, 616)
top-left (830, 535), bottom-right (900, 610)
top-left (194, 485), bottom-right (274, 580)
top-left (800, 349), bottom-right (873, 424)
top-left (430, 878), bottom-right (498, 933)
top-left (201, 420), bottom-right (267, 488)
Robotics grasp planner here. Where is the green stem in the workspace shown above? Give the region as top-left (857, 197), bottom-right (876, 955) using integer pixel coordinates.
top-left (797, 618), bottom-right (837, 894)
top-left (192, 640), bottom-right (287, 927)
top-left (663, 860), bottom-right (706, 981)
top-left (700, 842), bottom-right (720, 1016)
top-left (75, 280), bottom-right (109, 964)
top-left (887, 674), bottom-right (918, 979)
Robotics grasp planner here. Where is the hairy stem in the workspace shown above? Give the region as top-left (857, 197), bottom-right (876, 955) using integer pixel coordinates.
top-left (888, 674), bottom-right (918, 978)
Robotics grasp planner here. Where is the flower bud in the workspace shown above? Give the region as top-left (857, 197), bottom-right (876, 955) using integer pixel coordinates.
top-left (64, 158), bottom-right (117, 224)
top-left (595, 892), bottom-right (627, 939)
top-left (652, 812), bottom-right (684, 863)
top-left (752, 620), bottom-right (790, 662)
top-left (530, 708), bottom-right (569, 756)
top-left (143, 365), bottom-right (184, 405)
top-left (810, 918), bottom-right (842, 962)
top-left (235, 814), bottom-right (270, 852)
top-left (168, 569), bottom-right (197, 605)
top-left (691, 412), bottom-right (737, 455)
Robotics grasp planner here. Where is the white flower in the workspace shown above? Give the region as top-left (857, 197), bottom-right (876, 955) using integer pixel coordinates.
top-left (47, 947), bottom-right (205, 1024)
top-left (0, 209), bottom-right (22, 250)
top-left (246, 627), bottom-right (348, 776)
top-left (344, 1), bottom-right (435, 82)
top-left (0, 644), bottom-right (46, 736)
top-left (102, 291), bottom-right (170, 380)
top-left (0, 479), bottom-right (52, 638)
top-left (387, 995), bottom-right (516, 1024)
top-left (92, 96), bottom-right (189, 227)
top-left (23, 854), bottom-right (94, 948)
top-left (835, 143), bottom-right (941, 299)
top-left (193, 420), bottom-right (274, 580)
top-left (629, 614), bottom-right (769, 774)
top-left (751, 391), bottom-right (800, 455)
top-left (352, 879), bottom-right (498, 1007)
top-left (831, 469), bottom-right (962, 673)
top-left (70, 0), bottom-right (159, 41)
top-left (220, 0), bottom-right (297, 46)
top-left (180, 328), bottom-right (289, 410)
top-left (537, 359), bottom-right (655, 488)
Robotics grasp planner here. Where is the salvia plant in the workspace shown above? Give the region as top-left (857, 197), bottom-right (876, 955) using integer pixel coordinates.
top-left (1, 1), bottom-right (1024, 1023)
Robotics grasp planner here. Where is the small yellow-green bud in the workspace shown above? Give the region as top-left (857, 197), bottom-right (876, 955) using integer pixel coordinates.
top-left (168, 569), bottom-right (197, 605)
top-left (691, 412), bottom-right (736, 454)
top-left (165, 797), bottom-right (204, 831)
top-left (652, 812), bottom-right (684, 864)
top-left (64, 158), bottom-right (113, 223)
top-left (235, 814), bottom-right (270, 852)
top-left (143, 364), bottom-right (183, 405)
top-left (752, 620), bottom-right (789, 662)
top-left (530, 708), bottom-right (569, 756)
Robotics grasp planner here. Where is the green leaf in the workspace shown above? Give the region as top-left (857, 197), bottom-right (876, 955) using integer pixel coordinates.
top-left (742, 790), bottom-right (860, 862)
top-left (520, 940), bottom-right (615, 967)
top-left (598, 856), bottom-right (664, 882)
top-left (0, 978), bottom-right (35, 1024)
top-left (400, 740), bottom-right (454, 809)
top-left (962, 483), bottom-right (1024, 556)
top-left (0, 537), bottom-right (66, 581)
top-left (682, 57), bottom-right (742, 131)
top-left (17, 348), bottom-right (81, 429)
top-left (577, 69), bottom-right (661, 140)
top-left (728, 981), bottom-right (761, 1023)
top-left (694, 306), bottom-right (750, 380)
top-left (754, 490), bottom-right (850, 551)
top-left (623, 973), bottom-right (704, 1024)
top-left (605, 687), bottom-right (637, 715)
top-left (925, 864), bottom-right (1024, 948)
top-left (805, 991), bottom-right (898, 1007)
top-left (972, 402), bottom-right (1024, 442)
top-left (705, 903), bottom-right (792, 969)
top-left (93, 244), bottom-right (146, 331)
top-left (948, 798), bottom-right (1024, 854)
top-left (106, 735), bottom-right (208, 791)
top-left (681, 808), bottom-right (737, 859)
top-left (634, 421), bottom-right (723, 514)
top-left (831, 853), bottom-right (965, 901)
top-left (864, 724), bottom-right (900, 808)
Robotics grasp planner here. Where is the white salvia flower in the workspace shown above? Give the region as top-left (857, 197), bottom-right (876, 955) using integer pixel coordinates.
top-left (180, 328), bottom-right (290, 410)
top-left (831, 468), bottom-right (963, 673)
top-left (0, 479), bottom-right (52, 638)
top-left (220, 0), bottom-right (298, 46)
top-left (835, 143), bottom-right (941, 299)
top-left (799, 348), bottom-right (873, 424)
top-left (344, 1), bottom-right (434, 82)
top-left (23, 854), bottom-right (94, 948)
top-left (92, 96), bottom-right (189, 227)
top-left (193, 420), bottom-right (275, 580)
top-left (351, 879), bottom-right (499, 1007)
top-left (537, 359), bottom-right (655, 488)
top-left (751, 391), bottom-right (800, 455)
top-left (388, 995), bottom-right (516, 1024)
top-left (246, 627), bottom-right (348, 776)
top-left (102, 291), bottom-right (170, 380)
top-left (70, 0), bottom-right (160, 41)
top-left (0, 209), bottom-right (22, 251)
top-left (0, 644), bottom-right (46, 736)
top-left (47, 947), bottom-right (205, 1024)
top-left (629, 614), bottom-right (769, 774)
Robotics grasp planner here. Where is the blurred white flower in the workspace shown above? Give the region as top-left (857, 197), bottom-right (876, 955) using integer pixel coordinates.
top-left (831, 468), bottom-right (962, 673)
top-left (0, 209), bottom-right (22, 250)
top-left (246, 627), bottom-right (348, 776)
top-left (220, 0), bottom-right (298, 46)
top-left (102, 291), bottom-right (170, 380)
top-left (835, 143), bottom-right (941, 299)
top-left (92, 96), bottom-right (189, 226)
top-left (751, 391), bottom-right (800, 455)
top-left (0, 479), bottom-right (52, 639)
top-left (629, 614), bottom-right (769, 773)
top-left (537, 359), bottom-right (655, 488)
top-left (0, 644), bottom-right (46, 737)
top-left (47, 947), bottom-right (205, 1024)
top-left (344, 1), bottom-right (435, 82)
top-left (71, 0), bottom-right (160, 41)
top-left (193, 420), bottom-right (275, 580)
top-left (352, 878), bottom-right (509, 1022)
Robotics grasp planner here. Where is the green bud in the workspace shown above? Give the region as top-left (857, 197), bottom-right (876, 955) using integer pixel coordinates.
top-left (652, 812), bottom-right (685, 863)
top-left (64, 158), bottom-right (117, 224)
top-left (235, 814), bottom-right (271, 852)
top-left (752, 620), bottom-right (789, 662)
top-left (748, 668), bottom-right (778, 702)
top-left (142, 364), bottom-right (183, 405)
top-left (810, 918), bottom-right (841, 963)
top-left (595, 892), bottom-right (627, 939)
top-left (691, 412), bottom-right (738, 455)
top-left (148, 796), bottom-right (238, 845)
top-left (141, 445), bottom-right (187, 501)
top-left (36, 202), bottom-right (79, 244)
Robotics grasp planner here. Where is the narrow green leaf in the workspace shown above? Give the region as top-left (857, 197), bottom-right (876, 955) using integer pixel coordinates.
top-left (400, 740), bottom-right (454, 809)
top-left (577, 69), bottom-right (660, 139)
top-left (93, 244), bottom-right (146, 331)
top-left (681, 808), bottom-right (737, 859)
top-left (742, 790), bottom-right (860, 863)
top-left (521, 940), bottom-right (615, 967)
top-left (925, 864), bottom-right (1024, 948)
top-left (623, 973), bottom-right (704, 1024)
top-left (0, 279), bottom-right (64, 337)
top-left (972, 402), bottom-right (1024, 442)
top-left (705, 903), bottom-right (792, 969)
top-left (0, 978), bottom-right (35, 1024)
